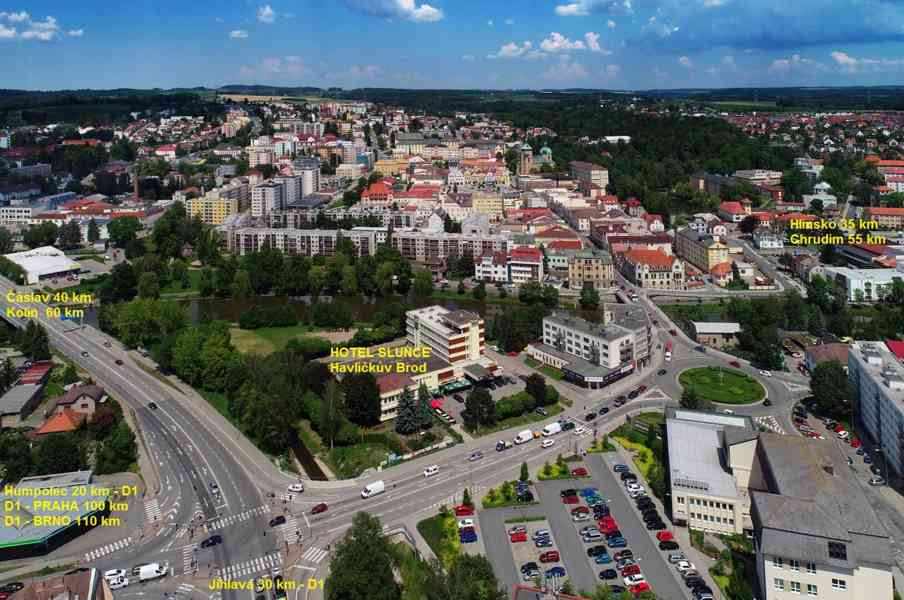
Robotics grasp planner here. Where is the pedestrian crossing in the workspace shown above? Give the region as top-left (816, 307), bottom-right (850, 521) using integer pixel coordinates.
top-left (755, 415), bottom-right (786, 435)
top-left (176, 584), bottom-right (198, 598)
top-left (219, 551), bottom-right (281, 579)
top-left (181, 544), bottom-right (197, 574)
top-left (206, 505), bottom-right (267, 531)
top-left (277, 514), bottom-right (299, 540)
top-left (83, 536), bottom-right (132, 562)
top-left (427, 486), bottom-right (485, 512)
top-left (300, 546), bottom-right (329, 564)
top-left (145, 499), bottom-right (161, 523)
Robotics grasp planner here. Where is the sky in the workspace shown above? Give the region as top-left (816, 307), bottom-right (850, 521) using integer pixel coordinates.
top-left (4, 0), bottom-right (904, 90)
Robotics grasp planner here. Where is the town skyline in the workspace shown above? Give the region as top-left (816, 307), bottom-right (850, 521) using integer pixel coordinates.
top-left (5, 0), bottom-right (904, 90)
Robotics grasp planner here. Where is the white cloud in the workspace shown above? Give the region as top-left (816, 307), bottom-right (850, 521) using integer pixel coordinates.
top-left (487, 19), bottom-right (494, 26)
top-left (461, 54), bottom-right (476, 61)
top-left (643, 15), bottom-right (678, 37)
top-left (584, 32), bottom-right (610, 53)
top-left (607, 19), bottom-right (616, 28)
top-left (540, 32), bottom-right (586, 52)
top-left (259, 56), bottom-right (309, 76)
top-left (66, 29), bottom-right (83, 37)
top-left (722, 55), bottom-right (735, 65)
top-left (702, 0), bottom-right (728, 6)
top-left (679, 55), bottom-right (693, 68)
top-left (0, 24), bottom-right (15, 38)
top-left (21, 16), bottom-right (60, 41)
top-left (601, 64), bottom-right (621, 79)
top-left (342, 0), bottom-right (444, 22)
top-left (830, 50), bottom-right (904, 73)
top-left (487, 40), bottom-right (533, 59)
top-left (542, 56), bottom-right (588, 81)
top-left (554, 0), bottom-right (633, 17)
top-left (257, 4), bottom-right (276, 23)
top-left (229, 29), bottom-right (249, 39)
top-left (504, 18), bottom-right (515, 25)
top-left (768, 53), bottom-right (825, 74)
top-left (0, 10), bottom-right (29, 22)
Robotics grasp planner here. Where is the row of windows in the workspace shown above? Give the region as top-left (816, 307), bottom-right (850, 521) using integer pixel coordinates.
top-left (684, 498), bottom-right (734, 511)
top-left (690, 513), bottom-right (734, 525)
top-left (772, 557), bottom-right (816, 574)
top-left (773, 579), bottom-right (822, 595)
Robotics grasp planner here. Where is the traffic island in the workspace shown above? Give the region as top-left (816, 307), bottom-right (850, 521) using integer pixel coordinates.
top-left (678, 366), bottom-right (766, 405)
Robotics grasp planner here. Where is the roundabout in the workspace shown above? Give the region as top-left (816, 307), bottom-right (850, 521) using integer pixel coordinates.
top-left (678, 366), bottom-right (767, 405)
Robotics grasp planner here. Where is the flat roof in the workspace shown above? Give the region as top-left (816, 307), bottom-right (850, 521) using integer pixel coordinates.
top-left (691, 322), bottom-right (741, 335)
top-left (0, 384), bottom-right (41, 416)
top-left (666, 418), bottom-right (743, 499)
top-left (4, 246), bottom-right (79, 277)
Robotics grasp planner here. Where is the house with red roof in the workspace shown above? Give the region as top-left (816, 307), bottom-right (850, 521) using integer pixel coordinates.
top-left (618, 248), bottom-right (686, 290)
top-left (642, 213), bottom-right (665, 233)
top-left (710, 261), bottom-right (734, 287)
top-left (533, 225), bottom-right (580, 245)
top-left (865, 206), bottom-right (904, 230)
top-left (155, 144), bottom-right (177, 160)
top-left (719, 201), bottom-right (749, 223)
top-left (360, 181), bottom-right (394, 206)
top-left (546, 240), bottom-right (583, 251)
top-left (623, 197), bottom-right (643, 216)
top-left (475, 251), bottom-right (509, 283)
top-left (31, 409), bottom-right (85, 437)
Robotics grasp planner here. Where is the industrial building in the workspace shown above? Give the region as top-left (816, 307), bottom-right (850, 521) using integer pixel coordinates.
top-left (3, 246), bottom-right (80, 285)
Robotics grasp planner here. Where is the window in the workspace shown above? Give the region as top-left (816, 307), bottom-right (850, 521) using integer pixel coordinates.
top-left (789, 559), bottom-right (800, 572)
top-left (828, 543), bottom-right (847, 560)
top-left (677, 496), bottom-right (685, 504)
top-left (807, 585), bottom-right (818, 596)
top-left (791, 582), bottom-right (801, 594)
top-left (774, 579), bottom-right (785, 591)
top-left (806, 561), bottom-right (816, 574)
top-left (773, 557), bottom-right (784, 568)
top-left (831, 579), bottom-right (846, 591)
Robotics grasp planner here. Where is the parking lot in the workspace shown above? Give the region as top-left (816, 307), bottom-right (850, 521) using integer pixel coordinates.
top-left (440, 374), bottom-right (524, 422)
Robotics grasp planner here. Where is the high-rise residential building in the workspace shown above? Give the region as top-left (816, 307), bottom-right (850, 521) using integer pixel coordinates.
top-left (569, 161), bottom-right (610, 189)
top-left (248, 149), bottom-right (273, 168)
top-left (274, 175), bottom-right (302, 205)
top-left (848, 340), bottom-right (904, 477)
top-left (292, 157), bottom-right (321, 196)
top-left (251, 181), bottom-right (284, 217)
top-left (406, 306), bottom-right (485, 365)
top-left (340, 142), bottom-right (357, 164)
top-left (187, 195), bottom-right (240, 226)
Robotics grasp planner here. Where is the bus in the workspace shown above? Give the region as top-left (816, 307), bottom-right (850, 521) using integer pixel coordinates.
top-left (665, 341), bottom-right (672, 362)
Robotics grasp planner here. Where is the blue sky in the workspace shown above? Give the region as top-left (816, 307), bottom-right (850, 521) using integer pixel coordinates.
top-left (4, 0), bottom-right (904, 90)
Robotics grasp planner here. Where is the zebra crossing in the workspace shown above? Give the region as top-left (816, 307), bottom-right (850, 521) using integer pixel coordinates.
top-left (219, 551), bottom-right (281, 579)
top-left (181, 544), bottom-right (197, 574)
top-left (145, 499), bottom-right (161, 522)
top-left (755, 415), bottom-right (786, 435)
top-left (206, 505), bottom-right (267, 531)
top-left (300, 546), bottom-right (329, 564)
top-left (83, 536), bottom-right (132, 562)
top-left (277, 514), bottom-right (299, 540)
top-left (175, 584), bottom-right (198, 598)
top-left (427, 486), bottom-right (485, 512)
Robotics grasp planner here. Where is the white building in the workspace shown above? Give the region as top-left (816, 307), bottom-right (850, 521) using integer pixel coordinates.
top-left (823, 266), bottom-right (904, 302)
top-left (848, 341), bottom-right (904, 477)
top-left (274, 175), bottom-right (303, 205)
top-left (405, 306), bottom-right (484, 365)
top-left (292, 157), bottom-right (321, 196)
top-left (4, 246), bottom-right (81, 284)
top-left (251, 181), bottom-right (285, 217)
top-left (753, 229), bottom-right (785, 250)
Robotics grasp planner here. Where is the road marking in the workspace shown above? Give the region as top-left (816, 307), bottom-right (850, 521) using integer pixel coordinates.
top-left (754, 415), bottom-right (785, 435)
top-left (300, 547), bottom-right (329, 564)
top-left (83, 536), bottom-right (133, 562)
top-left (206, 504), bottom-right (267, 531)
top-left (144, 499), bottom-right (161, 522)
top-left (182, 544), bottom-right (197, 574)
top-left (219, 551), bottom-right (281, 578)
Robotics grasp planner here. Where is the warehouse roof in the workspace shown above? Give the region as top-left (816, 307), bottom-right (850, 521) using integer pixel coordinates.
top-left (4, 246), bottom-right (79, 278)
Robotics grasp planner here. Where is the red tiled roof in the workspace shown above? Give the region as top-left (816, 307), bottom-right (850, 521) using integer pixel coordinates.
top-left (719, 201), bottom-right (745, 214)
top-left (643, 213), bottom-right (663, 223)
top-left (508, 246), bottom-right (542, 262)
top-left (20, 361), bottom-right (54, 385)
top-left (34, 409), bottom-right (84, 436)
top-left (624, 248), bottom-right (676, 269)
top-left (867, 207), bottom-right (904, 216)
top-left (376, 372), bottom-right (415, 394)
top-left (535, 225), bottom-right (579, 239)
top-left (710, 261), bottom-right (733, 276)
top-left (886, 340), bottom-right (904, 360)
top-left (546, 240), bottom-right (583, 251)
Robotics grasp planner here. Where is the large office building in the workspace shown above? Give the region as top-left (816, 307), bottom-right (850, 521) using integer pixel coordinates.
top-left (527, 310), bottom-right (650, 388)
top-left (847, 341), bottom-right (904, 477)
top-left (823, 267), bottom-right (904, 303)
top-left (406, 306), bottom-right (485, 365)
top-left (226, 226), bottom-right (387, 257)
top-left (568, 161), bottom-right (609, 189)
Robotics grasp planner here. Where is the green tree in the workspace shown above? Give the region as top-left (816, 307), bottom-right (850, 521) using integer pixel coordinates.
top-left (394, 387), bottom-right (418, 435)
top-left (739, 215), bottom-right (760, 235)
top-left (342, 373), bottom-right (382, 427)
top-left (457, 280), bottom-right (466, 295)
top-left (22, 222), bottom-right (58, 248)
top-left (107, 216), bottom-right (142, 247)
top-left (413, 269), bottom-right (434, 297)
top-left (95, 420), bottom-right (138, 474)
top-left (326, 513), bottom-right (400, 600)
top-left (580, 281), bottom-right (600, 310)
top-left (416, 383), bottom-right (434, 429)
top-left (231, 269), bottom-right (253, 299)
top-left (680, 387), bottom-right (713, 411)
top-left (199, 266), bottom-right (214, 297)
top-left (0, 227), bottom-right (14, 253)
top-left (462, 487), bottom-right (473, 508)
top-left (34, 432), bottom-right (84, 475)
top-left (137, 272), bottom-right (160, 299)
top-left (472, 281), bottom-right (486, 301)
top-left (525, 373), bottom-right (546, 406)
top-left (520, 462), bottom-right (529, 482)
top-left (86, 218), bottom-right (100, 243)
top-left (57, 222), bottom-right (82, 249)
top-left (19, 321), bottom-right (50, 360)
top-left (810, 360), bottom-right (851, 416)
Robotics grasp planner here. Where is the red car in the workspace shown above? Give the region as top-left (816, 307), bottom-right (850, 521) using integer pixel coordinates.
top-left (453, 505), bottom-right (475, 516)
top-left (571, 506), bottom-right (590, 516)
top-left (539, 550), bottom-right (560, 563)
top-left (562, 495), bottom-right (579, 504)
top-left (507, 351), bottom-right (519, 357)
top-left (669, 329), bottom-right (677, 336)
top-left (630, 582), bottom-right (651, 595)
top-left (834, 425), bottom-right (846, 433)
top-left (621, 565), bottom-right (641, 577)
top-left (599, 517), bottom-right (619, 534)
top-left (851, 439), bottom-right (862, 448)
top-left (656, 531), bottom-right (674, 542)
top-left (571, 467), bottom-right (589, 477)
top-left (729, 360), bottom-right (741, 368)
top-left (510, 532), bottom-right (528, 543)
top-left (311, 502), bottom-right (328, 515)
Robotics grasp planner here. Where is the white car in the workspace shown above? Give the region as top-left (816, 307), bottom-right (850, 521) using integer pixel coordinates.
top-left (624, 574), bottom-right (646, 586)
top-left (626, 482), bottom-right (644, 492)
top-left (108, 578), bottom-right (129, 590)
top-left (574, 426), bottom-right (588, 436)
top-left (288, 482), bottom-right (305, 493)
top-left (675, 561), bottom-right (695, 573)
top-left (104, 569), bottom-right (126, 582)
top-left (424, 465), bottom-right (440, 478)
top-left (541, 438), bottom-right (555, 448)
top-left (759, 370), bottom-right (773, 377)
top-left (458, 519), bottom-right (474, 529)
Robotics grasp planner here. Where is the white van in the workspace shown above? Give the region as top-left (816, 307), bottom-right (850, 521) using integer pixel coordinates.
top-left (361, 480), bottom-right (386, 498)
top-left (137, 563), bottom-right (167, 582)
top-left (423, 465), bottom-right (439, 478)
top-left (514, 429), bottom-right (533, 444)
top-left (542, 422), bottom-right (562, 437)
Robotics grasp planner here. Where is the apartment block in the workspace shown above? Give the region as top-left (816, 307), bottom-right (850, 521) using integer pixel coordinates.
top-left (848, 341), bottom-right (904, 477)
top-left (675, 228), bottom-right (729, 273)
top-left (291, 157), bottom-right (321, 196)
top-left (391, 230), bottom-right (513, 263)
top-left (406, 306), bottom-right (485, 365)
top-left (251, 181), bottom-right (285, 217)
top-left (569, 161), bottom-right (610, 189)
top-left (824, 266), bottom-right (904, 303)
top-left (227, 226), bottom-right (386, 257)
top-left (186, 194), bottom-right (241, 226)
top-left (567, 249), bottom-right (614, 290)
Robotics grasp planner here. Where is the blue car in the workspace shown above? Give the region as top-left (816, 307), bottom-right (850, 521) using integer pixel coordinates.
top-left (545, 566), bottom-right (566, 579)
top-left (607, 536), bottom-right (627, 548)
top-left (594, 553), bottom-right (613, 564)
top-left (580, 487), bottom-right (599, 497)
top-left (864, 455), bottom-right (873, 464)
top-left (460, 533), bottom-right (477, 543)
top-left (613, 464), bottom-right (629, 473)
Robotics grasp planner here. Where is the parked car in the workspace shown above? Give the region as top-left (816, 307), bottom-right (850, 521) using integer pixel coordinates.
top-left (545, 566), bottom-right (566, 579)
top-left (729, 360), bottom-right (741, 368)
top-left (613, 464), bottom-right (629, 473)
top-left (656, 531), bottom-right (674, 542)
top-left (595, 553), bottom-right (613, 564)
top-left (571, 467), bottom-right (588, 477)
top-left (630, 582), bottom-right (652, 596)
top-left (539, 550), bottom-right (560, 563)
top-left (668, 552), bottom-right (688, 563)
top-left (454, 505), bottom-right (475, 516)
top-left (623, 574), bottom-right (646, 586)
top-left (646, 521), bottom-right (666, 530)
top-left (608, 536), bottom-right (627, 548)
top-left (621, 565), bottom-right (641, 577)
top-left (508, 526), bottom-right (527, 535)
top-left (599, 569), bottom-right (618, 580)
top-left (510, 532), bottom-right (528, 543)
top-left (588, 545), bottom-right (609, 557)
top-left (613, 550), bottom-right (633, 561)
top-left (659, 540), bottom-right (680, 551)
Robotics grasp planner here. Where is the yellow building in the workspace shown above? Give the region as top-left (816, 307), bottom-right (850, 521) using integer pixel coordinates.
top-left (471, 192), bottom-right (504, 222)
top-left (187, 194), bottom-right (241, 225)
top-left (675, 228), bottom-right (729, 272)
top-left (567, 249), bottom-right (614, 290)
top-left (374, 157), bottom-right (409, 176)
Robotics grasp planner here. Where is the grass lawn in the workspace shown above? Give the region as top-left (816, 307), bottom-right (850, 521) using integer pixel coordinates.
top-left (613, 436), bottom-right (656, 480)
top-left (198, 389), bottom-right (232, 422)
top-left (482, 481), bottom-right (541, 509)
top-left (504, 516), bottom-right (546, 524)
top-left (469, 403), bottom-right (564, 437)
top-left (523, 356), bottom-right (565, 380)
top-left (633, 412), bottom-right (665, 428)
top-left (391, 543), bottom-right (435, 600)
top-left (416, 513), bottom-right (460, 567)
top-left (160, 269), bottom-right (202, 296)
top-left (229, 324), bottom-right (355, 355)
top-left (679, 366), bottom-right (766, 405)
top-left (43, 381), bottom-right (65, 399)
top-left (537, 460), bottom-right (585, 480)
top-left (587, 435), bottom-right (616, 453)
top-left (327, 442), bottom-right (389, 479)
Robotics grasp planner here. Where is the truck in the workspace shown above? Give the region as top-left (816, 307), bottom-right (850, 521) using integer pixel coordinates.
top-left (514, 429), bottom-right (533, 445)
top-left (136, 563), bottom-right (167, 582)
top-left (542, 422), bottom-right (562, 437)
top-left (361, 480), bottom-right (385, 499)
top-left (495, 440), bottom-right (513, 451)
